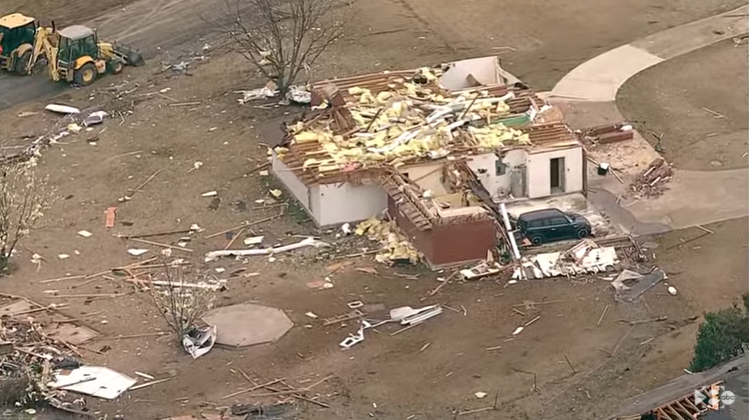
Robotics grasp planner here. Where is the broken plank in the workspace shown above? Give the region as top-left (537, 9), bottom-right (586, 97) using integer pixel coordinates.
top-left (127, 237), bottom-right (194, 252)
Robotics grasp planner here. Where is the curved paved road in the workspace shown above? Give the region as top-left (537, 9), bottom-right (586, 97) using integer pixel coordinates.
top-left (547, 5), bottom-right (748, 233)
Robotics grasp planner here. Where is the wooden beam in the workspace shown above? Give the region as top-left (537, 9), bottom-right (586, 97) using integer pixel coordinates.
top-left (664, 405), bottom-right (686, 420)
top-left (656, 408), bottom-right (674, 420)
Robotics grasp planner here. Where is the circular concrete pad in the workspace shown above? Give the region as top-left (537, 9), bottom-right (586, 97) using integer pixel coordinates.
top-left (203, 303), bottom-right (293, 347)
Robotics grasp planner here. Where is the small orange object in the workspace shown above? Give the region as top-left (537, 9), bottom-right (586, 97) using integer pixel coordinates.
top-left (105, 207), bottom-right (117, 228)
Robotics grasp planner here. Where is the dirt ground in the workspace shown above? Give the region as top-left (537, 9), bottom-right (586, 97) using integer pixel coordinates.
top-left (618, 38), bottom-right (749, 171)
top-left (0, 0), bottom-right (746, 419)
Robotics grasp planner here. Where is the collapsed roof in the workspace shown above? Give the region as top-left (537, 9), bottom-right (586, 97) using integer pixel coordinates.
top-left (274, 57), bottom-right (577, 185)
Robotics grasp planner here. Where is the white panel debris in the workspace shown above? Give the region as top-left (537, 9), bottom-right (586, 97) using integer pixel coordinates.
top-left (513, 240), bottom-right (619, 280)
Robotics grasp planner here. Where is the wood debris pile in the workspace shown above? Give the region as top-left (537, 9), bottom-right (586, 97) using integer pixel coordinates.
top-left (0, 317), bottom-right (85, 413)
top-left (277, 68), bottom-right (533, 175)
top-left (355, 218), bottom-right (421, 264)
top-left (630, 157), bottom-right (673, 198)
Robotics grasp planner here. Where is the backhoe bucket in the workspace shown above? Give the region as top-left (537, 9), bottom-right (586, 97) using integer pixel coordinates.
top-left (113, 42), bottom-right (145, 67)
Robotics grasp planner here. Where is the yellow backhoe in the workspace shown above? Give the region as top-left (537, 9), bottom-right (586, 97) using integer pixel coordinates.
top-left (0, 13), bottom-right (37, 74)
top-left (30, 24), bottom-right (144, 86)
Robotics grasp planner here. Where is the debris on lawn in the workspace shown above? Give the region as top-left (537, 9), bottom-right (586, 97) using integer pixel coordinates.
top-left (610, 268), bottom-right (666, 303)
top-left (50, 366), bottom-right (137, 400)
top-left (237, 81), bottom-right (279, 104)
top-left (339, 304), bottom-right (443, 349)
top-left (182, 325), bottom-right (217, 359)
top-left (576, 122), bottom-right (634, 146)
top-left (461, 260), bottom-right (504, 280)
top-left (83, 111), bottom-right (108, 127)
top-left (0, 304), bottom-right (111, 413)
top-left (204, 237), bottom-right (329, 262)
top-left (77, 230), bottom-right (93, 238)
top-left (127, 248), bottom-right (149, 257)
top-left (105, 207), bottom-right (117, 228)
top-left (355, 218), bottom-right (421, 265)
top-left (45, 104), bottom-right (80, 115)
top-left (512, 239), bottom-right (619, 280)
top-left (630, 157), bottom-right (673, 198)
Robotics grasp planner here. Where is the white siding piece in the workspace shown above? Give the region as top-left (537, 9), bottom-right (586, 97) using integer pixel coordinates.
top-left (317, 181), bottom-right (388, 226)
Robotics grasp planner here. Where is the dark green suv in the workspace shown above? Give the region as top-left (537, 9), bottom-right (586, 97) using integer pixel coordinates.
top-left (516, 208), bottom-right (592, 245)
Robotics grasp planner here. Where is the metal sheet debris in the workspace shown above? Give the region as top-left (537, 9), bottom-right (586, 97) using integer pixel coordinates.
top-left (614, 269), bottom-right (666, 303)
top-left (50, 366), bottom-right (136, 400)
top-left (182, 325), bottom-right (217, 359)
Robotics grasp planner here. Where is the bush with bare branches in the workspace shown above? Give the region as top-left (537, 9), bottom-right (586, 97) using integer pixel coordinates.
top-left (0, 163), bottom-right (50, 274)
top-left (217, 0), bottom-right (348, 95)
top-left (148, 264), bottom-right (217, 339)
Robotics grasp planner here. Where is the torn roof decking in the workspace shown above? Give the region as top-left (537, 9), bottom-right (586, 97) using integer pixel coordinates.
top-left (278, 122), bottom-right (581, 186)
top-left (312, 72), bottom-right (542, 116)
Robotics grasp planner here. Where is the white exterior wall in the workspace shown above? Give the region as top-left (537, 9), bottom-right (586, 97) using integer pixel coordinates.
top-left (466, 150), bottom-right (527, 200)
top-left (317, 181), bottom-right (388, 226)
top-left (439, 56), bottom-right (500, 90)
top-left (526, 146), bottom-right (584, 199)
top-left (399, 163), bottom-right (448, 195)
top-left (271, 152), bottom-right (311, 212)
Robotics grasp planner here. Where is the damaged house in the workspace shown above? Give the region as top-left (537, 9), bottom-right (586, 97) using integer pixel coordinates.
top-left (270, 56), bottom-right (586, 268)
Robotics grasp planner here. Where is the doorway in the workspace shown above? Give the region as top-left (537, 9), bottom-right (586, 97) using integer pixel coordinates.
top-left (550, 157), bottom-right (565, 194)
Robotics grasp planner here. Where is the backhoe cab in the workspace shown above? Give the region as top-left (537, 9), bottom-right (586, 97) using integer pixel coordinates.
top-left (54, 25), bottom-right (144, 86)
top-left (0, 13), bottom-right (37, 74)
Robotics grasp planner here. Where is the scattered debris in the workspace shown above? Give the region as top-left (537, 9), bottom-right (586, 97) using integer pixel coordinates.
top-left (355, 267), bottom-right (378, 275)
top-left (461, 260), bottom-right (504, 280)
top-left (182, 326), bottom-right (217, 359)
top-left (50, 366), bottom-right (136, 400)
top-left (205, 237), bottom-right (329, 262)
top-left (475, 392), bottom-right (487, 399)
top-left (105, 207), bottom-right (117, 228)
top-left (243, 236), bottom-right (264, 246)
top-left (513, 239), bottom-right (618, 280)
top-left (237, 81), bottom-right (279, 104)
top-left (667, 286), bottom-right (678, 296)
top-left (77, 230), bottom-right (93, 238)
top-left (127, 249), bottom-right (149, 257)
top-left (612, 269), bottom-right (666, 303)
top-left (45, 104), bottom-right (80, 115)
top-left (630, 158), bottom-right (673, 198)
top-left (201, 191), bottom-right (218, 197)
top-left (355, 219), bottom-right (421, 264)
top-left (83, 111), bottom-right (108, 127)
top-left (347, 301), bottom-right (364, 309)
top-left (286, 85), bottom-right (311, 104)
top-left (269, 189), bottom-right (283, 198)
top-left (119, 169), bottom-right (163, 202)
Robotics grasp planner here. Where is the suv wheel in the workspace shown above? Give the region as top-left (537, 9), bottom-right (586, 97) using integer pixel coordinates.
top-left (576, 228), bottom-right (590, 239)
top-left (530, 235), bottom-right (543, 245)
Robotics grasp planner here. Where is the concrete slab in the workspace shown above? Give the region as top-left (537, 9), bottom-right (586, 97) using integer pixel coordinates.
top-left (504, 193), bottom-right (618, 237)
top-left (550, 44), bottom-right (664, 102)
top-left (625, 167), bottom-right (749, 230)
top-left (631, 5), bottom-right (749, 60)
top-left (203, 303), bottom-right (293, 348)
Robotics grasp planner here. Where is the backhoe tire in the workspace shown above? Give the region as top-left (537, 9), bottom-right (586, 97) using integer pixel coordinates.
top-left (14, 51), bottom-right (31, 76)
top-left (74, 63), bottom-right (97, 86)
top-left (110, 60), bottom-right (124, 75)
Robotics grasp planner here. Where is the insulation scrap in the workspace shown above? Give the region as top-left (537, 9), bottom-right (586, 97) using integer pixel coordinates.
top-left (276, 73), bottom-right (533, 176)
top-left (355, 218), bottom-right (421, 264)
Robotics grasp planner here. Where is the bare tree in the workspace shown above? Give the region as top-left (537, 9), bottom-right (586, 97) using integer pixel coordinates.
top-left (217, 0), bottom-right (348, 95)
top-left (0, 163), bottom-right (50, 274)
top-left (148, 264), bottom-right (216, 339)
